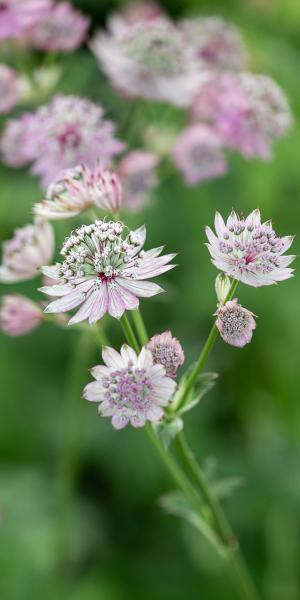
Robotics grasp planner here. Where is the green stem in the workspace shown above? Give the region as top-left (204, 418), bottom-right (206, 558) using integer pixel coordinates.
top-left (175, 279), bottom-right (238, 411)
top-left (120, 313), bottom-right (140, 353)
top-left (131, 309), bottom-right (148, 346)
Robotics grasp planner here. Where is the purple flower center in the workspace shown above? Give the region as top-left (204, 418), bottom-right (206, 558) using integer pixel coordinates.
top-left (97, 272), bottom-right (113, 283)
top-left (103, 364), bottom-right (154, 413)
top-left (58, 126), bottom-right (81, 150)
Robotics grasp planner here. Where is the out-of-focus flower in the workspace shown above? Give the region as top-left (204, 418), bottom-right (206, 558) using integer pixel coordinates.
top-left (0, 0), bottom-right (51, 40)
top-left (0, 113), bottom-right (39, 167)
top-left (118, 150), bottom-right (158, 212)
top-left (147, 330), bottom-right (185, 377)
top-left (0, 294), bottom-right (43, 336)
top-left (34, 164), bottom-right (122, 219)
top-left (180, 17), bottom-right (248, 71)
top-left (91, 18), bottom-right (205, 106)
top-left (0, 64), bottom-right (21, 114)
top-left (215, 299), bottom-right (256, 347)
top-left (0, 220), bottom-right (54, 283)
top-left (40, 220), bottom-right (176, 324)
top-left (191, 73), bottom-right (292, 159)
top-left (215, 273), bottom-right (231, 305)
top-left (5, 95), bottom-right (124, 188)
top-left (206, 209), bottom-right (295, 286)
top-left (109, 1), bottom-right (164, 35)
top-left (172, 124), bottom-right (227, 186)
top-left (83, 344), bottom-right (176, 429)
top-left (28, 1), bottom-right (90, 52)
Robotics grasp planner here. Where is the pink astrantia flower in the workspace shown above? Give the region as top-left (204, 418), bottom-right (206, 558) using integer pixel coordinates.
top-left (206, 209), bottom-right (295, 286)
top-left (83, 344), bottom-right (177, 429)
top-left (91, 18), bottom-right (205, 106)
top-left (0, 64), bottom-right (21, 114)
top-left (1, 113), bottom-right (42, 167)
top-left (13, 95), bottom-right (124, 188)
top-left (172, 125), bottom-right (228, 186)
top-left (40, 220), bottom-right (176, 324)
top-left (215, 299), bottom-right (256, 347)
top-left (0, 294), bottom-right (43, 336)
top-left (180, 17), bottom-right (248, 72)
top-left (147, 330), bottom-right (185, 377)
top-left (28, 1), bottom-right (90, 52)
top-left (0, 0), bottom-right (51, 40)
top-left (118, 150), bottom-right (158, 212)
top-left (0, 220), bottom-right (54, 283)
top-left (191, 73), bottom-right (292, 159)
top-left (34, 164), bottom-right (122, 220)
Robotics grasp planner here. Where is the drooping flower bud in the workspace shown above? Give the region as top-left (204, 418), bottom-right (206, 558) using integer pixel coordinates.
top-left (215, 299), bottom-right (256, 347)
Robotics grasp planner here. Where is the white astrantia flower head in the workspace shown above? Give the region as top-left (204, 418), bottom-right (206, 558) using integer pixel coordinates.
top-left (34, 164), bottom-right (122, 220)
top-left (147, 330), bottom-right (185, 378)
top-left (215, 299), bottom-right (256, 347)
top-left (0, 220), bottom-right (54, 283)
top-left (206, 209), bottom-right (295, 287)
top-left (40, 220), bottom-right (176, 324)
top-left (83, 344), bottom-right (177, 429)
top-left (91, 18), bottom-right (206, 106)
top-left (0, 294), bottom-right (43, 336)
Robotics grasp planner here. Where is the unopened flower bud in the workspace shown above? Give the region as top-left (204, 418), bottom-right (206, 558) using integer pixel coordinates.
top-left (215, 299), bottom-right (256, 347)
top-left (147, 330), bottom-right (185, 378)
top-left (215, 273), bottom-right (231, 305)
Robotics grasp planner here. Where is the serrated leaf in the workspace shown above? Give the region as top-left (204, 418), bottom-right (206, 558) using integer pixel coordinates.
top-left (212, 476), bottom-right (244, 499)
top-left (160, 491), bottom-right (227, 557)
top-left (154, 416), bottom-right (183, 449)
top-left (177, 371), bottom-right (218, 415)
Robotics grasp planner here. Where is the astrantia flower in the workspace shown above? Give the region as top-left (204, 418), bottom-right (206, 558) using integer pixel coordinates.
top-left (0, 0), bottom-right (51, 40)
top-left (41, 220), bottom-right (176, 324)
top-left (147, 330), bottom-right (185, 377)
top-left (34, 165), bottom-right (122, 220)
top-left (109, 1), bottom-right (164, 34)
top-left (1, 114), bottom-right (41, 167)
top-left (0, 220), bottom-right (54, 283)
top-left (0, 64), bottom-right (21, 114)
top-left (215, 299), bottom-right (256, 347)
top-left (172, 125), bottom-right (227, 186)
top-left (206, 209), bottom-right (295, 286)
top-left (83, 344), bottom-right (177, 429)
top-left (180, 17), bottom-right (248, 72)
top-left (18, 95), bottom-right (124, 188)
top-left (91, 18), bottom-right (204, 106)
top-left (118, 150), bottom-right (158, 212)
top-left (0, 294), bottom-right (43, 336)
top-left (28, 1), bottom-right (90, 52)
top-left (191, 73), bottom-right (292, 159)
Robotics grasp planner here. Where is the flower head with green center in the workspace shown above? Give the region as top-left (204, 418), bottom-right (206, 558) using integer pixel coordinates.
top-left (41, 219), bottom-right (176, 324)
top-left (84, 344), bottom-right (177, 429)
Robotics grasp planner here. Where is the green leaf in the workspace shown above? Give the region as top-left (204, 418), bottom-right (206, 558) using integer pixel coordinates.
top-left (212, 476), bottom-right (244, 499)
top-left (173, 370), bottom-right (218, 415)
top-left (160, 491), bottom-right (227, 557)
top-left (154, 416), bottom-right (183, 449)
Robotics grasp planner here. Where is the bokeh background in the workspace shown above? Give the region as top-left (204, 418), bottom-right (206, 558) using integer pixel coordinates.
top-left (1, 1), bottom-right (300, 598)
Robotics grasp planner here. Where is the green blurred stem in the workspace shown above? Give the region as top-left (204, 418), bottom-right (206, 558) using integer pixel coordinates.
top-left (131, 309), bottom-right (148, 346)
top-left (175, 279), bottom-right (238, 412)
top-left (120, 313), bottom-right (140, 353)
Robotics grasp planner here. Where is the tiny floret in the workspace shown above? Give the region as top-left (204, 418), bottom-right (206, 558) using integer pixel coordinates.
top-left (83, 344), bottom-right (177, 429)
top-left (215, 299), bottom-right (256, 347)
top-left (147, 330), bottom-right (185, 378)
top-left (206, 209), bottom-right (295, 286)
top-left (0, 294), bottom-right (43, 336)
top-left (40, 220), bottom-right (176, 324)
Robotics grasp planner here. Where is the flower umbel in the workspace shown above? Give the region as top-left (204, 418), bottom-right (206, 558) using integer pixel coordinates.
top-left (84, 344), bottom-right (177, 429)
top-left (0, 0), bottom-right (51, 40)
top-left (28, 1), bottom-right (90, 52)
top-left (0, 294), bottom-right (43, 336)
top-left (0, 220), bottom-right (54, 283)
top-left (147, 330), bottom-right (185, 378)
top-left (206, 209), bottom-right (295, 286)
top-left (41, 220), bottom-right (176, 324)
top-left (215, 299), bottom-right (256, 347)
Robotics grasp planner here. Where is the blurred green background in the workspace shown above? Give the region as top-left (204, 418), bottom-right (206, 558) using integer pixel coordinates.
top-left (1, 1), bottom-right (300, 598)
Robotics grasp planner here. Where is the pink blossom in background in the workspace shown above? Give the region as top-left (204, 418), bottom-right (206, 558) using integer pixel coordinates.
top-left (0, 0), bottom-right (51, 40)
top-left (0, 294), bottom-right (43, 336)
top-left (28, 1), bottom-right (90, 52)
top-left (147, 330), bottom-right (185, 378)
top-left (118, 150), bottom-right (158, 212)
top-left (0, 64), bottom-right (21, 114)
top-left (83, 344), bottom-right (176, 429)
top-left (172, 124), bottom-right (228, 186)
top-left (40, 220), bottom-right (176, 324)
top-left (109, 1), bottom-right (164, 35)
top-left (34, 164), bottom-right (122, 220)
top-left (191, 73), bottom-right (292, 159)
top-left (0, 113), bottom-right (41, 167)
top-left (91, 18), bottom-right (205, 106)
top-left (206, 209), bottom-right (295, 286)
top-left (180, 17), bottom-right (248, 72)
top-left (7, 95), bottom-right (124, 188)
top-left (0, 220), bottom-right (54, 283)
top-left (215, 299), bottom-right (256, 347)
